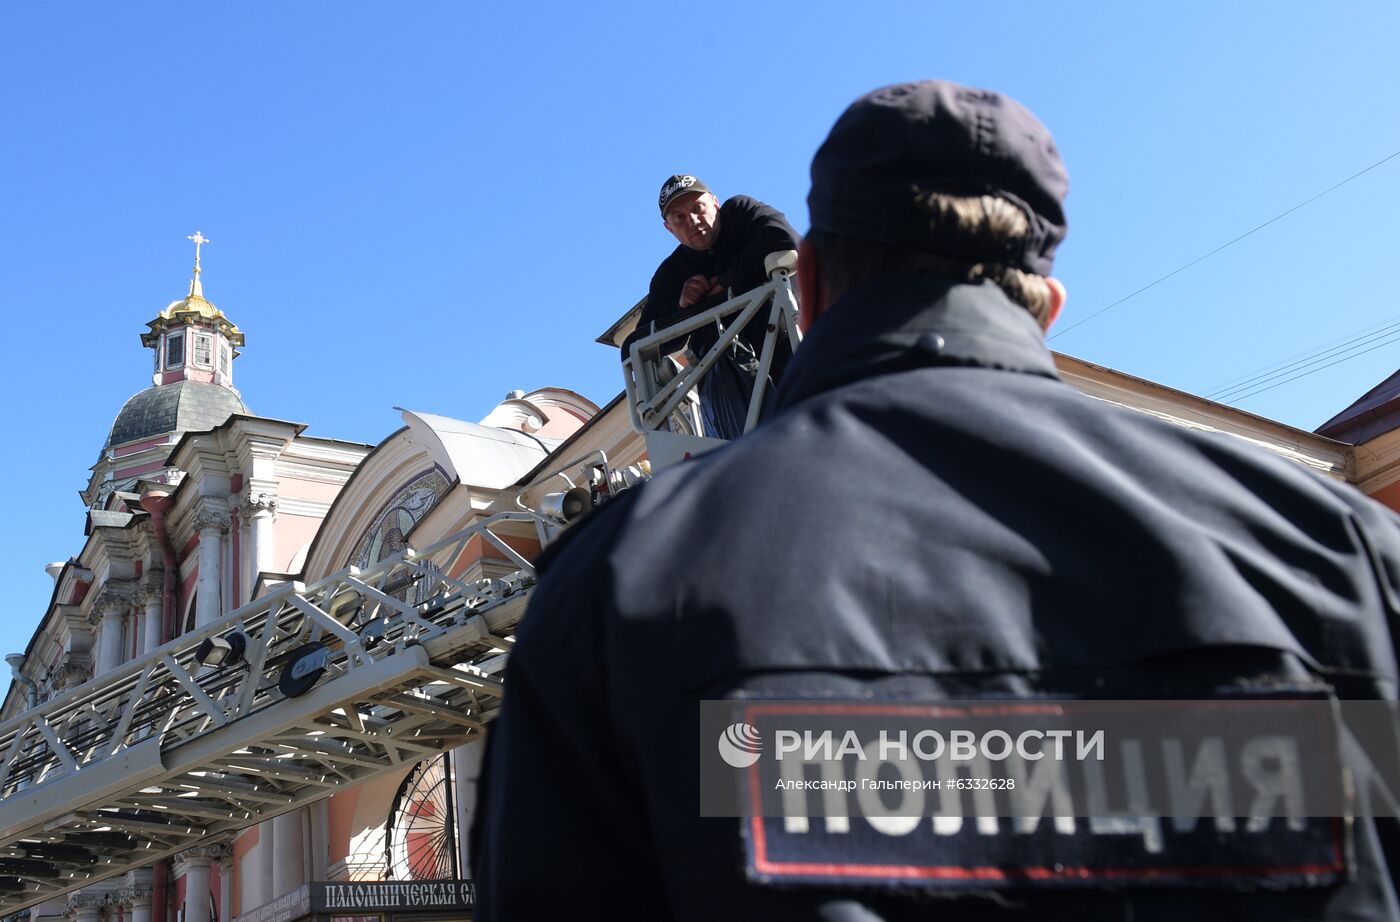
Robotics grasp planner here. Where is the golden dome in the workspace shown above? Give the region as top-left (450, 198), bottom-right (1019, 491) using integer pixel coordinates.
top-left (159, 292), bottom-right (223, 320)
top-left (140, 286), bottom-right (245, 348)
top-left (140, 231), bottom-right (246, 348)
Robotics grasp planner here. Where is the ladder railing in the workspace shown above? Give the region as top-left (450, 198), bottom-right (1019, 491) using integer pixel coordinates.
top-left (623, 251), bottom-right (801, 443)
top-left (0, 512), bottom-right (537, 913)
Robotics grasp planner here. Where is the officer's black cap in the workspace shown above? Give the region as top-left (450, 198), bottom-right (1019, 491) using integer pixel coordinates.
top-left (808, 80), bottom-right (1069, 276)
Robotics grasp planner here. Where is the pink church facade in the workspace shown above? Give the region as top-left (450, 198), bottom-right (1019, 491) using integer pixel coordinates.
top-left (0, 247), bottom-right (599, 922)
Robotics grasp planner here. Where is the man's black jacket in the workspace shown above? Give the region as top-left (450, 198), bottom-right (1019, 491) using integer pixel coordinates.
top-left (635, 194), bottom-right (800, 363)
top-left (474, 276), bottom-right (1400, 920)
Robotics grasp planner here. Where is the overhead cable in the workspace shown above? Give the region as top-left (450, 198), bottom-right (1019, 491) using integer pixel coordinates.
top-left (1049, 147), bottom-right (1400, 342)
top-left (1223, 330), bottom-right (1400, 406)
top-left (1202, 312), bottom-right (1400, 397)
top-left (1207, 315), bottom-right (1400, 401)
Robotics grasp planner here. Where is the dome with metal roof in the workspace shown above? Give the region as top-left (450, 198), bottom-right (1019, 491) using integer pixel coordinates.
top-left (106, 379), bottom-right (250, 448)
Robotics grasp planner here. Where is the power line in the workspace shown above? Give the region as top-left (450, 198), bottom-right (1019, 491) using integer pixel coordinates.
top-left (1201, 312), bottom-right (1400, 397)
top-left (1206, 317), bottom-right (1400, 402)
top-left (1049, 147), bottom-right (1400, 341)
top-left (1219, 329), bottom-right (1400, 403)
top-left (1224, 331), bottom-right (1400, 406)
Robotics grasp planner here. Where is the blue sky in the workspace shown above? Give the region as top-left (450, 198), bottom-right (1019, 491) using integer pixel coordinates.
top-left (1, 2), bottom-right (1398, 655)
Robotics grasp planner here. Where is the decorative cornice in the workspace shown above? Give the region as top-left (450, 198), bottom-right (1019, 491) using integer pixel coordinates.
top-left (50, 661), bottom-right (92, 692)
top-left (57, 603), bottom-right (90, 631)
top-left (122, 869), bottom-right (154, 907)
top-left (119, 883), bottom-right (153, 908)
top-left (239, 492), bottom-right (279, 520)
top-left (174, 842), bottom-right (231, 866)
top-left (87, 584), bottom-right (136, 624)
top-left (172, 852), bottom-right (211, 872)
top-left (192, 511), bottom-right (231, 534)
top-left (237, 436), bottom-right (289, 463)
top-left (102, 579), bottom-right (137, 600)
top-left (66, 891), bottom-right (111, 915)
top-left (275, 457), bottom-right (362, 483)
top-left (87, 607), bottom-right (124, 628)
top-left (274, 496), bottom-right (332, 518)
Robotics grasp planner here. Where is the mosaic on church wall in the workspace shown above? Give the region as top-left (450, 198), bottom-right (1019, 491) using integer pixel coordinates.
top-left (350, 467), bottom-right (452, 572)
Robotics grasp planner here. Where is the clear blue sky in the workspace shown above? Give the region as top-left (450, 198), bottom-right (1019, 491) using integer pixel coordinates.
top-left (2, 2), bottom-right (1398, 657)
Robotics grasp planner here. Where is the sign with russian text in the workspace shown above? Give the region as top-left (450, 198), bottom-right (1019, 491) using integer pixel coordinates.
top-left (310, 881), bottom-right (475, 914)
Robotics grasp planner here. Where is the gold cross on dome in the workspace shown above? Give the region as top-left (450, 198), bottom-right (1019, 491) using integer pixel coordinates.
top-left (187, 230), bottom-right (210, 269)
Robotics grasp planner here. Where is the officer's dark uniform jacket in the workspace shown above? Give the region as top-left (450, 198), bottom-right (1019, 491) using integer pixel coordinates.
top-left (472, 276), bottom-right (1400, 921)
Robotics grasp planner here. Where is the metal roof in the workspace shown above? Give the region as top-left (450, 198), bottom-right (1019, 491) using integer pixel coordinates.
top-left (107, 380), bottom-right (249, 448)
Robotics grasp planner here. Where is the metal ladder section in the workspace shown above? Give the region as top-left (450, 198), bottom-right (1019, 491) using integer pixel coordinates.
top-left (622, 251), bottom-right (801, 469)
top-left (0, 511), bottom-right (543, 914)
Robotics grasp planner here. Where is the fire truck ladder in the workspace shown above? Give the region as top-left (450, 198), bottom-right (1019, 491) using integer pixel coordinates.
top-left (0, 512), bottom-right (544, 914)
top-left (0, 249), bottom-right (777, 907)
top-left (622, 249), bottom-right (800, 468)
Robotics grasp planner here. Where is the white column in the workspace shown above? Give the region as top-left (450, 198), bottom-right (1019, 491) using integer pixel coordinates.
top-left (125, 869), bottom-right (153, 922)
top-left (252, 507), bottom-right (276, 577)
top-left (308, 799), bottom-right (329, 881)
top-left (142, 590), bottom-right (163, 654)
top-left (175, 853), bottom-right (211, 922)
top-left (217, 855), bottom-right (232, 922)
top-left (238, 840), bottom-right (260, 916)
top-left (271, 809), bottom-right (305, 896)
top-left (257, 820), bottom-right (275, 906)
top-left (222, 513), bottom-right (232, 616)
top-left (242, 495), bottom-right (279, 592)
top-left (93, 594), bottom-right (128, 676)
top-left (238, 515), bottom-right (252, 605)
top-left (194, 514), bottom-right (227, 629)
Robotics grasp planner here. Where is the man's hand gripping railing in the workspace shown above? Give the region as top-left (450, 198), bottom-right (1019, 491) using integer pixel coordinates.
top-left (623, 250), bottom-right (800, 437)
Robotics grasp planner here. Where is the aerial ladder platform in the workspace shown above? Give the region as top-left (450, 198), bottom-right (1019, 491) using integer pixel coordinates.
top-left (0, 254), bottom-right (801, 914)
top-left (0, 514), bottom-right (538, 913)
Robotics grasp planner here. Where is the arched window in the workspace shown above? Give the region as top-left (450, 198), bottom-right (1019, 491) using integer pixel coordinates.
top-left (385, 753), bottom-right (457, 879)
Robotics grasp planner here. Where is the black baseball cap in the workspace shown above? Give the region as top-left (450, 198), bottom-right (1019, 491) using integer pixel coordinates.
top-left (658, 174), bottom-right (712, 216)
top-left (808, 80), bottom-right (1068, 276)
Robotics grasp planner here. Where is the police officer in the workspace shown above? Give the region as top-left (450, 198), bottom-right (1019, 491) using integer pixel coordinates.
top-left (472, 81), bottom-right (1400, 919)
